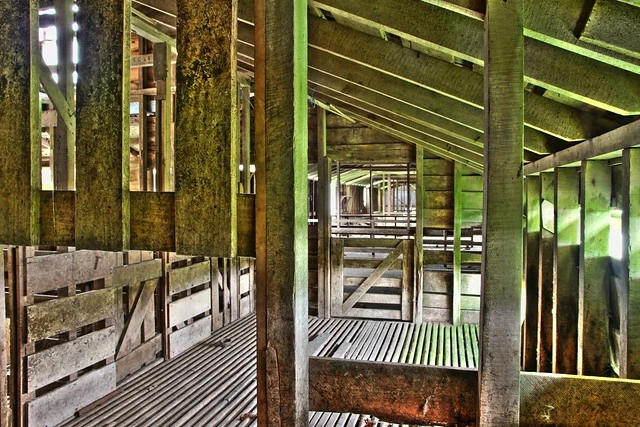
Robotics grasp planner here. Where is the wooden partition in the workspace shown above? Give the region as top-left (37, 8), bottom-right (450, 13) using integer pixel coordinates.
top-left (330, 238), bottom-right (413, 321)
top-left (3, 247), bottom-right (255, 426)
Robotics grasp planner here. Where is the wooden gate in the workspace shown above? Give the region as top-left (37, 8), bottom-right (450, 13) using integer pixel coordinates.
top-left (330, 238), bottom-right (413, 321)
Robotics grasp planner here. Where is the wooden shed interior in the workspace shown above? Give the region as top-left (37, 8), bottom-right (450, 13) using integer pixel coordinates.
top-left (1, 0), bottom-right (640, 425)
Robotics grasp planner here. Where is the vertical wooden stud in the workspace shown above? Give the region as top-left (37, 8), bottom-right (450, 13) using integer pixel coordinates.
top-left (414, 148), bottom-right (424, 323)
top-left (154, 42), bottom-right (174, 192)
top-left (255, 0), bottom-right (309, 423)
top-left (578, 160), bottom-right (611, 376)
top-left (453, 162), bottom-right (463, 326)
top-left (621, 149), bottom-right (640, 378)
top-left (241, 82), bottom-right (252, 193)
top-left (553, 167), bottom-right (580, 374)
top-left (538, 172), bottom-right (554, 372)
top-left (53, 0), bottom-right (76, 191)
top-left (75, 0), bottom-right (131, 250)
top-left (479, 0), bottom-right (524, 424)
top-left (524, 176), bottom-right (540, 371)
top-left (0, 0), bottom-right (40, 245)
top-left (0, 249), bottom-right (7, 427)
top-left (175, 0), bottom-right (238, 257)
top-left (317, 108), bottom-right (331, 319)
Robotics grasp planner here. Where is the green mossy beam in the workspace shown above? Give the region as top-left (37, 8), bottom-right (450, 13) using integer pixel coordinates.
top-left (175, 0), bottom-right (238, 257)
top-left (75, 0), bottom-right (131, 251)
top-left (0, 0), bottom-right (40, 245)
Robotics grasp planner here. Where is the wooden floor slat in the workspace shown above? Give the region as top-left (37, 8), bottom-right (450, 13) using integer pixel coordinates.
top-left (61, 314), bottom-right (479, 427)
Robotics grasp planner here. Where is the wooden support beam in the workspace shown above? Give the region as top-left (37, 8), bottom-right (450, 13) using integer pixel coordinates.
top-left (0, 249), bottom-right (7, 427)
top-left (553, 167), bottom-right (580, 374)
top-left (309, 357), bottom-right (640, 425)
top-left (479, 0), bottom-right (524, 423)
top-left (317, 109), bottom-right (331, 319)
top-left (175, 0), bottom-right (238, 257)
top-left (452, 162), bottom-right (463, 326)
top-left (524, 119), bottom-right (640, 175)
top-left (621, 148), bottom-right (640, 378)
top-left (53, 0), bottom-right (76, 191)
top-left (154, 42), bottom-right (173, 192)
top-left (524, 176), bottom-right (540, 371)
top-left (131, 13), bottom-right (176, 46)
top-left (0, 0), bottom-right (40, 245)
top-left (306, 14), bottom-right (598, 142)
top-left (309, 358), bottom-right (477, 425)
top-left (414, 148), bottom-right (425, 323)
top-left (538, 172), bottom-right (555, 372)
top-left (254, 0), bottom-right (308, 424)
top-left (240, 83), bottom-right (252, 193)
top-left (308, 0), bottom-right (640, 115)
top-left (75, 0), bottom-right (131, 250)
top-left (578, 160), bottom-right (611, 376)
top-left (578, 0), bottom-right (640, 65)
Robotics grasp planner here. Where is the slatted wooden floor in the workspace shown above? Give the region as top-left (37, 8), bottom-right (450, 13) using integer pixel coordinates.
top-left (62, 315), bottom-right (479, 427)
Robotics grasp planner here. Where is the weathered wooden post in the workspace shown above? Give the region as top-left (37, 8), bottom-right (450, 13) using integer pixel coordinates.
top-left (0, 0), bottom-right (40, 246)
top-left (621, 148), bottom-right (640, 378)
top-left (75, 0), bottom-right (131, 251)
top-left (317, 108), bottom-right (332, 318)
top-left (553, 167), bottom-right (579, 374)
top-left (538, 172), bottom-right (554, 372)
top-left (175, 0), bottom-right (238, 257)
top-left (578, 160), bottom-right (611, 376)
top-left (478, 0), bottom-right (524, 423)
top-left (524, 176), bottom-right (540, 371)
top-left (254, 0), bottom-right (309, 424)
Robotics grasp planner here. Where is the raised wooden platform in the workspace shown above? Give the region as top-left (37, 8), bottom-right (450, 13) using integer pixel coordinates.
top-left (61, 315), bottom-right (479, 427)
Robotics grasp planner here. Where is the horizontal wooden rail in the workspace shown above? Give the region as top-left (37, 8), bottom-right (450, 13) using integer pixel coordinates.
top-left (39, 191), bottom-right (256, 257)
top-left (309, 357), bottom-right (640, 426)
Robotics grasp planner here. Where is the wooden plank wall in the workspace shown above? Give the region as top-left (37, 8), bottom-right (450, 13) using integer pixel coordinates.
top-left (4, 247), bottom-right (255, 425)
top-left (324, 116), bottom-right (415, 164)
top-left (420, 153), bottom-right (483, 325)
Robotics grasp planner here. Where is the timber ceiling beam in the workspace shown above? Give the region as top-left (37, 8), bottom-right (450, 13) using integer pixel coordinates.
top-left (524, 119), bottom-right (640, 175)
top-left (305, 15), bottom-right (610, 142)
top-left (237, 31), bottom-right (567, 156)
top-left (308, 0), bottom-right (640, 115)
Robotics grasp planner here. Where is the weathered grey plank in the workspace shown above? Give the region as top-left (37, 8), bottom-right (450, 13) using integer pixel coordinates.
top-left (27, 364), bottom-right (116, 427)
top-left (116, 334), bottom-right (161, 382)
top-left (168, 260), bottom-right (211, 295)
top-left (27, 327), bottom-right (115, 392)
top-left (168, 315), bottom-right (211, 359)
top-left (75, 0), bottom-right (131, 251)
top-left (0, 0), bottom-right (40, 245)
top-left (175, 0), bottom-right (238, 257)
top-left (27, 289), bottom-right (115, 342)
top-left (26, 251), bottom-right (117, 294)
top-left (112, 259), bottom-right (163, 289)
top-left (168, 288), bottom-right (212, 327)
top-left (479, 0), bottom-right (524, 424)
top-left (116, 280), bottom-right (158, 358)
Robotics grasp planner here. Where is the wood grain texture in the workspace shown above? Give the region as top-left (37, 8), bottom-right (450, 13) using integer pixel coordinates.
top-left (27, 364), bottom-right (116, 427)
top-left (130, 191), bottom-right (175, 251)
top-left (524, 176), bottom-right (541, 372)
top-left (479, 0), bottom-right (524, 424)
top-left (538, 172), bottom-right (555, 372)
top-left (168, 260), bottom-right (211, 295)
top-left (40, 190), bottom-right (75, 246)
top-left (27, 326), bottom-right (116, 392)
top-left (317, 109), bottom-right (331, 319)
top-left (168, 315), bottom-right (211, 359)
top-left (553, 167), bottom-right (580, 374)
top-left (168, 288), bottom-right (212, 327)
top-left (75, 0), bottom-right (131, 251)
top-left (27, 288), bottom-right (115, 342)
top-left (175, 0), bottom-right (238, 257)
top-left (0, 0), bottom-right (40, 245)
top-left (621, 149), bottom-right (640, 378)
top-left (254, 0), bottom-right (309, 423)
top-left (578, 160), bottom-right (611, 376)
top-left (309, 357), bottom-right (477, 425)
